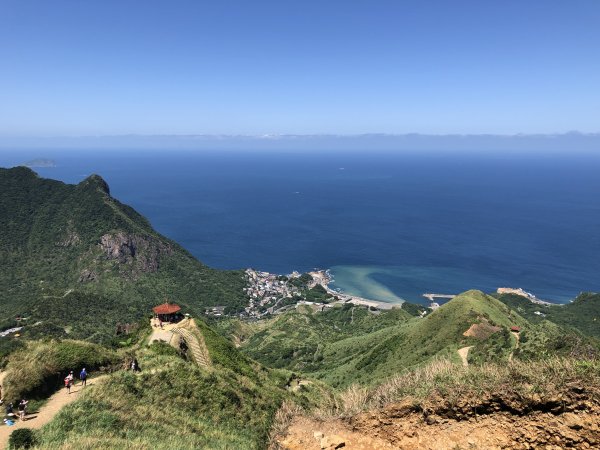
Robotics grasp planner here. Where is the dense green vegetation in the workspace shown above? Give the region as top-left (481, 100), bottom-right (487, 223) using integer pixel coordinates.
top-left (468, 328), bottom-right (514, 364)
top-left (219, 304), bottom-right (412, 374)
top-left (515, 320), bottom-right (599, 360)
top-left (400, 301), bottom-right (428, 317)
top-left (496, 292), bottom-right (600, 339)
top-left (0, 167), bottom-right (248, 343)
top-left (9, 428), bottom-right (37, 449)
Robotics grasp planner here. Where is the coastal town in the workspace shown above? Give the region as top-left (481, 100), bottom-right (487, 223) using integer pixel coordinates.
top-left (205, 268), bottom-right (555, 320)
top-left (237, 268), bottom-right (397, 318)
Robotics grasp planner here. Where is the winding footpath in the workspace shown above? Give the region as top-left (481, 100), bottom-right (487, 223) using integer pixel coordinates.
top-left (457, 346), bottom-right (473, 367)
top-left (0, 373), bottom-right (106, 449)
top-left (508, 330), bottom-right (520, 362)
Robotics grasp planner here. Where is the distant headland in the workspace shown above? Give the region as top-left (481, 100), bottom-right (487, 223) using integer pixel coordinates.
top-left (23, 158), bottom-right (56, 168)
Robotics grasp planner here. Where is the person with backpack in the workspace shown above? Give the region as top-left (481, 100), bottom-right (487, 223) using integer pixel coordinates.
top-left (80, 368), bottom-right (88, 387)
top-left (65, 372), bottom-right (73, 394)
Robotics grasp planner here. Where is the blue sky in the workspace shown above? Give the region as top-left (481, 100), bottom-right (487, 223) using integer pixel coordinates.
top-left (1, 0), bottom-right (599, 136)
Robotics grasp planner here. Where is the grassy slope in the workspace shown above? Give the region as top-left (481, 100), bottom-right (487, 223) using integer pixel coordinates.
top-left (0, 167), bottom-right (247, 343)
top-left (514, 320), bottom-right (600, 360)
top-left (331, 356), bottom-right (600, 418)
top-left (317, 290), bottom-right (528, 386)
top-left (2, 340), bottom-right (119, 402)
top-left (20, 319), bottom-right (328, 449)
top-left (238, 291), bottom-right (533, 387)
top-left (229, 304), bottom-right (412, 373)
top-left (234, 290), bottom-right (600, 389)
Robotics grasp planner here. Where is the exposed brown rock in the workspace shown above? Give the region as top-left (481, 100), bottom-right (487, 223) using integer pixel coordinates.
top-left (320, 434), bottom-right (345, 449)
top-left (463, 319), bottom-right (501, 339)
top-left (98, 232), bottom-right (172, 277)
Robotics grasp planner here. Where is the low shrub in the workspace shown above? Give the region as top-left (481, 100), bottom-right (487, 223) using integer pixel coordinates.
top-left (9, 428), bottom-right (38, 449)
top-left (148, 341), bottom-right (181, 357)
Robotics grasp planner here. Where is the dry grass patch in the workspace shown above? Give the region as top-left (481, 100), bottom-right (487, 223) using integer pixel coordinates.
top-left (322, 357), bottom-right (600, 419)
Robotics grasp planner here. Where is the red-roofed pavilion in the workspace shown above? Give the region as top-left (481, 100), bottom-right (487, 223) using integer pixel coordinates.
top-left (152, 302), bottom-right (182, 323)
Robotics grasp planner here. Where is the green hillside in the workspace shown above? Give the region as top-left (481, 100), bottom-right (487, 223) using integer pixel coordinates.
top-left (0, 167), bottom-right (247, 343)
top-left (2, 318), bottom-right (326, 449)
top-left (225, 304), bottom-right (413, 372)
top-left (497, 292), bottom-right (600, 338)
top-left (237, 290), bottom-right (599, 387)
top-left (313, 290), bottom-right (526, 386)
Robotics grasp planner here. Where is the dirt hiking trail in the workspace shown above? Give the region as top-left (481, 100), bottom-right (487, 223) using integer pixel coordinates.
top-left (0, 375), bottom-right (106, 449)
top-left (509, 330), bottom-right (520, 362)
top-left (457, 346), bottom-right (473, 367)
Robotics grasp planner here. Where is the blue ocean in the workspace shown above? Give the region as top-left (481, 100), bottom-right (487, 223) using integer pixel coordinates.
top-left (2, 149), bottom-right (599, 305)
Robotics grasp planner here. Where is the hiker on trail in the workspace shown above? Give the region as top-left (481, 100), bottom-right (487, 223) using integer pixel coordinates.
top-left (80, 368), bottom-right (88, 387)
top-left (5, 402), bottom-right (14, 417)
top-left (17, 399), bottom-right (28, 421)
top-left (130, 358), bottom-right (140, 372)
top-left (65, 372), bottom-right (73, 394)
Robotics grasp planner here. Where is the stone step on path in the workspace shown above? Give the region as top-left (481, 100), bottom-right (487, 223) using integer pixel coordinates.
top-left (172, 327), bottom-right (211, 368)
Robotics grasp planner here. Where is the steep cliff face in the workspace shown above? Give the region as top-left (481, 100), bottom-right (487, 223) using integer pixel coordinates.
top-left (99, 232), bottom-right (173, 275)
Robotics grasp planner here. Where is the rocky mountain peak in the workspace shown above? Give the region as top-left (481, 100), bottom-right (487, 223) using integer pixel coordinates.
top-left (79, 174), bottom-right (110, 195)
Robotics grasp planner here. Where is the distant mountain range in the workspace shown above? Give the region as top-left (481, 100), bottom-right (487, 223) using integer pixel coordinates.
top-left (2, 131), bottom-right (600, 151)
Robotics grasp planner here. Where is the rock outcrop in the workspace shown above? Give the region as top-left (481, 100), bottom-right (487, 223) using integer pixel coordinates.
top-left (98, 232), bottom-right (173, 277)
top-left (78, 269), bottom-right (98, 283)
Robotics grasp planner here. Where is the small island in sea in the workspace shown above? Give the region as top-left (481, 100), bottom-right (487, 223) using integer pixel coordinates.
top-left (23, 158), bottom-right (56, 168)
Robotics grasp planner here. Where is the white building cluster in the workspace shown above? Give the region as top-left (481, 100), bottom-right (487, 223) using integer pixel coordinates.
top-left (243, 269), bottom-right (302, 317)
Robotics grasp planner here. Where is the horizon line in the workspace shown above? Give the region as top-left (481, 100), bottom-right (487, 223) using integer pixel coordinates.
top-left (2, 131), bottom-right (600, 139)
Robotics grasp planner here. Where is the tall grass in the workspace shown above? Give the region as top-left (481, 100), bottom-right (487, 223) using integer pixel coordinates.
top-left (3, 340), bottom-right (118, 402)
top-left (267, 400), bottom-right (304, 450)
top-left (32, 342), bottom-right (300, 449)
top-left (327, 357), bottom-right (600, 418)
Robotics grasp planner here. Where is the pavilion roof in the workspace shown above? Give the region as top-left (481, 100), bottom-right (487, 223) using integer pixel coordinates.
top-left (152, 302), bottom-right (181, 315)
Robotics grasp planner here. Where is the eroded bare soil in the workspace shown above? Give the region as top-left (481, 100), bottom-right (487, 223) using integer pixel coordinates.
top-left (279, 384), bottom-right (599, 449)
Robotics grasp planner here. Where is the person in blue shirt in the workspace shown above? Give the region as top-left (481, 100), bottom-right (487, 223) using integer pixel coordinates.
top-left (80, 368), bottom-right (88, 387)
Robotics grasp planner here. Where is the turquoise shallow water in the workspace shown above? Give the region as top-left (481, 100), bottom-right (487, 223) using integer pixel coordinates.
top-left (329, 265), bottom-right (508, 305)
top-left (2, 149), bottom-right (599, 305)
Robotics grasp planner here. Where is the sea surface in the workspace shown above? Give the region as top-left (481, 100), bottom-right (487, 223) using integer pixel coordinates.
top-left (2, 149), bottom-right (599, 305)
